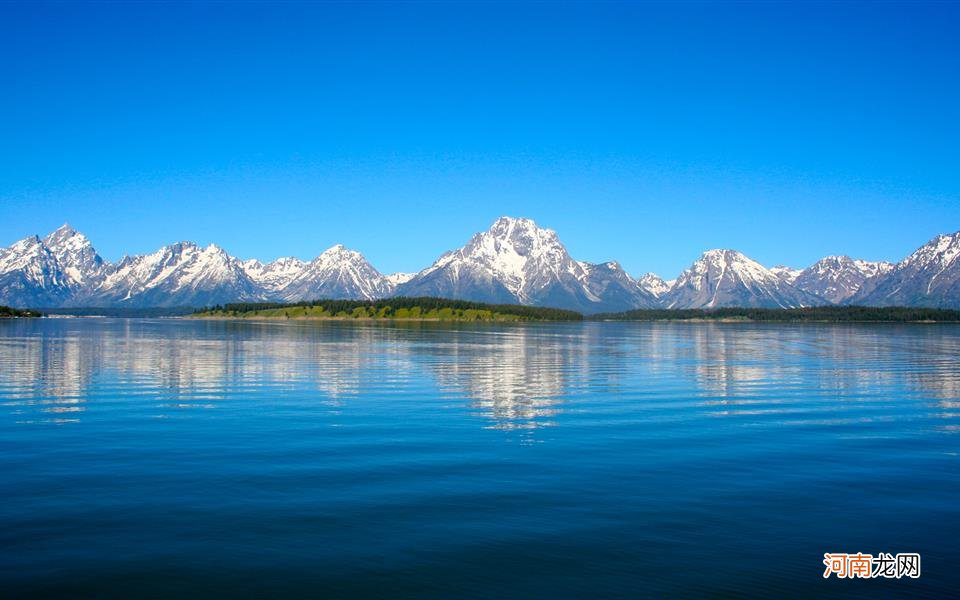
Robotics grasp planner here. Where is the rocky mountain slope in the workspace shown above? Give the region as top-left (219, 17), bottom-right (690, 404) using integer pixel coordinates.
top-left (395, 217), bottom-right (658, 313)
top-left (663, 250), bottom-right (822, 309)
top-left (792, 256), bottom-right (893, 304)
top-left (849, 232), bottom-right (960, 307)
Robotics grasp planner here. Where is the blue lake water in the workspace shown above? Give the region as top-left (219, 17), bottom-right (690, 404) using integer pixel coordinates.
top-left (1, 318), bottom-right (958, 597)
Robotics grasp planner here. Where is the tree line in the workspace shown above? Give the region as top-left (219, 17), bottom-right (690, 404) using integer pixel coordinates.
top-left (592, 306), bottom-right (960, 322)
top-left (195, 296), bottom-right (584, 321)
top-left (0, 305), bottom-right (42, 318)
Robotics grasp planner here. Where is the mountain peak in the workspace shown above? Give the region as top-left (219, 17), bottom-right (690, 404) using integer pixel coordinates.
top-left (316, 244), bottom-right (364, 263)
top-left (700, 248), bottom-right (749, 261)
top-left (43, 223), bottom-right (89, 246)
top-left (637, 272), bottom-right (671, 297)
top-left (386, 272), bottom-right (415, 286)
top-left (770, 264), bottom-right (800, 277)
top-left (487, 216), bottom-right (556, 242)
top-left (793, 254), bottom-right (893, 304)
top-left (398, 216), bottom-right (655, 312)
top-left (491, 215), bottom-right (537, 229)
top-left (15, 234), bottom-right (42, 247)
top-left (851, 229), bottom-right (960, 307)
top-left (281, 244), bottom-right (389, 301)
top-left (692, 249), bottom-right (766, 276)
top-left (170, 241), bottom-right (200, 251)
top-left (667, 249), bottom-right (818, 309)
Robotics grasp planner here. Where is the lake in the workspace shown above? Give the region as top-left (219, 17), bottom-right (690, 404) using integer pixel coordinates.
top-left (1, 318), bottom-right (958, 597)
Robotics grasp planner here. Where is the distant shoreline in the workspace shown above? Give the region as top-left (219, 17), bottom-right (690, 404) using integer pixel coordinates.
top-left (591, 306), bottom-right (960, 323)
top-left (190, 302), bottom-right (960, 324)
top-left (192, 315), bottom-right (499, 323)
top-left (8, 302), bottom-right (960, 324)
top-left (189, 315), bottom-right (957, 324)
top-left (598, 317), bottom-right (951, 324)
top-left (0, 306), bottom-right (43, 318)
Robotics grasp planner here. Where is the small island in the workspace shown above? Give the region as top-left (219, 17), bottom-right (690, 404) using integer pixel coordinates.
top-left (193, 297), bottom-right (583, 322)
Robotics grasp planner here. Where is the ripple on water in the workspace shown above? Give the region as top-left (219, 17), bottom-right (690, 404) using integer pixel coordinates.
top-left (0, 318), bottom-right (958, 596)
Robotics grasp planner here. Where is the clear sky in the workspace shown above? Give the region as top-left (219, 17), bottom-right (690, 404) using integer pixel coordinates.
top-left (2, 1), bottom-right (958, 279)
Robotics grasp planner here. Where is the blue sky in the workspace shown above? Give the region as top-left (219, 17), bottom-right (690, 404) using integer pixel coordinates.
top-left (2, 1), bottom-right (958, 278)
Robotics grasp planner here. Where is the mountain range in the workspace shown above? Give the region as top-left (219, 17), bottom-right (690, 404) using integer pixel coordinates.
top-left (1, 217), bottom-right (958, 312)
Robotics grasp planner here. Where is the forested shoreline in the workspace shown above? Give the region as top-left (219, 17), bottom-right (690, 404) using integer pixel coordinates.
top-left (6, 301), bottom-right (957, 322)
top-left (193, 297), bottom-right (584, 321)
top-left (592, 306), bottom-right (960, 322)
top-left (0, 306), bottom-right (42, 318)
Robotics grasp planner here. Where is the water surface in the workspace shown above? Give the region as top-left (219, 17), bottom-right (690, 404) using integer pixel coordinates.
top-left (1, 318), bottom-right (958, 597)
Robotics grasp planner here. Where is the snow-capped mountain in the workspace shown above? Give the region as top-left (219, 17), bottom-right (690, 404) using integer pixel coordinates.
top-left (664, 249), bottom-right (822, 309)
top-left (386, 272), bottom-right (415, 287)
top-left (579, 261), bottom-right (660, 312)
top-left (0, 234), bottom-right (75, 307)
top-left (770, 265), bottom-right (801, 284)
top-left (278, 245), bottom-right (392, 301)
top-left (395, 217), bottom-right (654, 313)
top-left (792, 256), bottom-right (894, 304)
top-left (241, 256), bottom-right (306, 294)
top-left (0, 225), bottom-right (395, 308)
top-left (397, 217), bottom-right (584, 305)
top-left (0, 224), bottom-right (112, 307)
top-left (637, 272), bottom-right (671, 297)
top-left (850, 231), bottom-right (960, 308)
top-left (240, 247), bottom-right (391, 301)
top-left (42, 224), bottom-right (110, 288)
top-left (3, 221), bottom-right (960, 310)
top-left (88, 242), bottom-right (265, 307)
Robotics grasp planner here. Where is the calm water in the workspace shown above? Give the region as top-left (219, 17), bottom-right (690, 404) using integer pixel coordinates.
top-left (1, 318), bottom-right (958, 597)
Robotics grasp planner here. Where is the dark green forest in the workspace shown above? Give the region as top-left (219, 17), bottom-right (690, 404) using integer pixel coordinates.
top-left (194, 297), bottom-right (584, 321)
top-left (0, 305), bottom-right (42, 318)
top-left (10, 300), bottom-right (958, 322)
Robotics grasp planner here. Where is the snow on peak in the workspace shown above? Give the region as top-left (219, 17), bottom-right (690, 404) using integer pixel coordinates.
top-left (267, 244), bottom-right (391, 301)
top-left (399, 217), bottom-right (656, 311)
top-left (637, 272), bottom-right (671, 297)
top-left (35, 225), bottom-right (106, 287)
top-left (242, 256), bottom-right (306, 292)
top-left (4, 220), bottom-right (959, 311)
top-left (850, 230), bottom-right (960, 306)
top-left (770, 265), bottom-right (801, 283)
top-left (386, 272), bottom-right (415, 286)
top-left (435, 216), bottom-right (580, 300)
top-left (0, 235), bottom-right (49, 274)
top-left (490, 215), bottom-right (539, 232)
top-left (689, 249), bottom-right (771, 282)
top-left (666, 248), bottom-right (817, 309)
top-left (901, 230), bottom-right (960, 269)
top-left (792, 255), bottom-right (895, 304)
top-left (45, 223), bottom-right (78, 240)
top-left (317, 243), bottom-right (361, 261)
